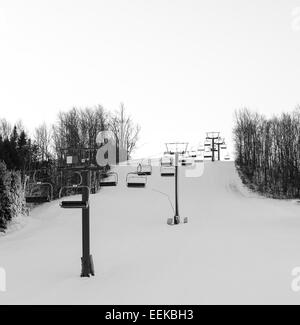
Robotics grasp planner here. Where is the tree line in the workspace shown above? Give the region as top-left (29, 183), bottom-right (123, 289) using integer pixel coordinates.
top-left (0, 162), bottom-right (27, 231)
top-left (0, 103), bottom-right (140, 231)
top-left (0, 103), bottom-right (140, 169)
top-left (233, 107), bottom-right (300, 198)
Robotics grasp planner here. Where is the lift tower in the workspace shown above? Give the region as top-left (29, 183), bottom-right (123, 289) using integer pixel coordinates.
top-left (165, 142), bottom-right (188, 225)
top-left (206, 132), bottom-right (220, 162)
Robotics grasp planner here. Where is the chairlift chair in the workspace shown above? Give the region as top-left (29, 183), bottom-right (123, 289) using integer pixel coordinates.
top-left (26, 191), bottom-right (52, 203)
top-left (204, 140), bottom-right (211, 147)
top-left (100, 172), bottom-right (118, 187)
top-left (160, 165), bottom-right (175, 177)
top-left (126, 172), bottom-right (147, 188)
top-left (160, 156), bottom-right (173, 167)
top-left (178, 157), bottom-right (184, 163)
top-left (181, 157), bottom-right (193, 166)
top-left (189, 150), bottom-right (197, 158)
top-left (204, 152), bottom-right (212, 160)
top-left (25, 174), bottom-right (54, 204)
top-left (58, 171), bottom-right (90, 208)
top-left (137, 163), bottom-right (152, 176)
top-left (59, 184), bottom-right (90, 209)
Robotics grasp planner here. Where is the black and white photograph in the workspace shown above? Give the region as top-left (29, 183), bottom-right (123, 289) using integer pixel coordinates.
top-left (1, 0), bottom-right (300, 308)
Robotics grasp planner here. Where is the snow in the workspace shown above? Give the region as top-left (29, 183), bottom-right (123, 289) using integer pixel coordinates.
top-left (1, 162), bottom-right (300, 304)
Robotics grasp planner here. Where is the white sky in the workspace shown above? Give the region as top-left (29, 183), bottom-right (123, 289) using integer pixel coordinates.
top-left (1, 0), bottom-right (300, 158)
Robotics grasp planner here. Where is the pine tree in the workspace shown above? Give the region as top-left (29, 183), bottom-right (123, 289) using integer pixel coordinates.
top-left (9, 126), bottom-right (20, 169)
top-left (0, 162), bottom-right (12, 230)
top-left (10, 171), bottom-right (27, 220)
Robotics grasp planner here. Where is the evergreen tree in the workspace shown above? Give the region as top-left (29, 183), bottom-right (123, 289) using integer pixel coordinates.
top-left (0, 162), bottom-right (12, 230)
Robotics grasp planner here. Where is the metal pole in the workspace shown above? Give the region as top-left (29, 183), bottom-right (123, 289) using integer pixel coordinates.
top-left (174, 152), bottom-right (180, 225)
top-left (81, 171), bottom-right (94, 277)
top-left (212, 138), bottom-right (215, 162)
top-left (116, 138), bottom-right (120, 165)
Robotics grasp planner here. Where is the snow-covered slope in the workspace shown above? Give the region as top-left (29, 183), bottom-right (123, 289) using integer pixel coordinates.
top-left (1, 162), bottom-right (300, 304)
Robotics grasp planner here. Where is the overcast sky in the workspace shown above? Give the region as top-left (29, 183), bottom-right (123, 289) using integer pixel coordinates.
top-left (1, 0), bottom-right (300, 157)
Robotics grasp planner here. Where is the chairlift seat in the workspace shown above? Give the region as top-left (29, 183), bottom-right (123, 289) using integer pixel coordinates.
top-left (100, 172), bottom-right (118, 187)
top-left (100, 181), bottom-right (117, 187)
top-left (25, 177), bottom-right (53, 204)
top-left (181, 162), bottom-right (193, 166)
top-left (60, 200), bottom-right (89, 209)
top-left (137, 164), bottom-right (152, 176)
top-left (161, 162), bottom-right (173, 167)
top-left (160, 157), bottom-right (173, 167)
top-left (26, 196), bottom-right (50, 203)
top-left (127, 182), bottom-right (146, 188)
top-left (137, 170), bottom-right (152, 176)
top-left (160, 166), bottom-right (175, 177)
top-left (161, 173), bottom-right (174, 177)
top-left (59, 184), bottom-right (90, 209)
top-left (181, 158), bottom-right (193, 166)
top-left (126, 173), bottom-right (147, 188)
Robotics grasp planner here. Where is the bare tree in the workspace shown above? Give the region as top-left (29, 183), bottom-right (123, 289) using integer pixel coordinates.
top-left (52, 106), bottom-right (109, 159)
top-left (34, 123), bottom-right (52, 161)
top-left (109, 103), bottom-right (140, 161)
top-left (79, 105), bottom-right (108, 148)
top-left (52, 108), bottom-right (82, 157)
top-left (233, 107), bottom-right (300, 198)
top-left (0, 118), bottom-right (12, 139)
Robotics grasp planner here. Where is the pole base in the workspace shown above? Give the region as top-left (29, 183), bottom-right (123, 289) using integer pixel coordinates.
top-left (167, 216), bottom-right (188, 226)
top-left (81, 254), bottom-right (95, 277)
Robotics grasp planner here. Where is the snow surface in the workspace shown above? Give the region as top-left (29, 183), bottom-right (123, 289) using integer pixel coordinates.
top-left (1, 162), bottom-right (300, 304)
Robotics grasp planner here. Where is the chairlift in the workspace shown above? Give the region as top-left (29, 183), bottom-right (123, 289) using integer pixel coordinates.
top-left (178, 152), bottom-right (189, 163)
top-left (58, 171), bottom-right (90, 208)
top-left (160, 165), bottom-right (175, 177)
top-left (25, 171), bottom-right (54, 204)
top-left (204, 140), bottom-right (211, 147)
top-left (181, 157), bottom-right (193, 166)
top-left (126, 172), bottom-right (147, 188)
top-left (59, 184), bottom-right (90, 209)
top-left (178, 156), bottom-right (184, 163)
top-left (137, 163), bottom-right (152, 176)
top-left (100, 172), bottom-right (118, 187)
top-left (160, 156), bottom-right (173, 167)
top-left (189, 150), bottom-right (197, 158)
